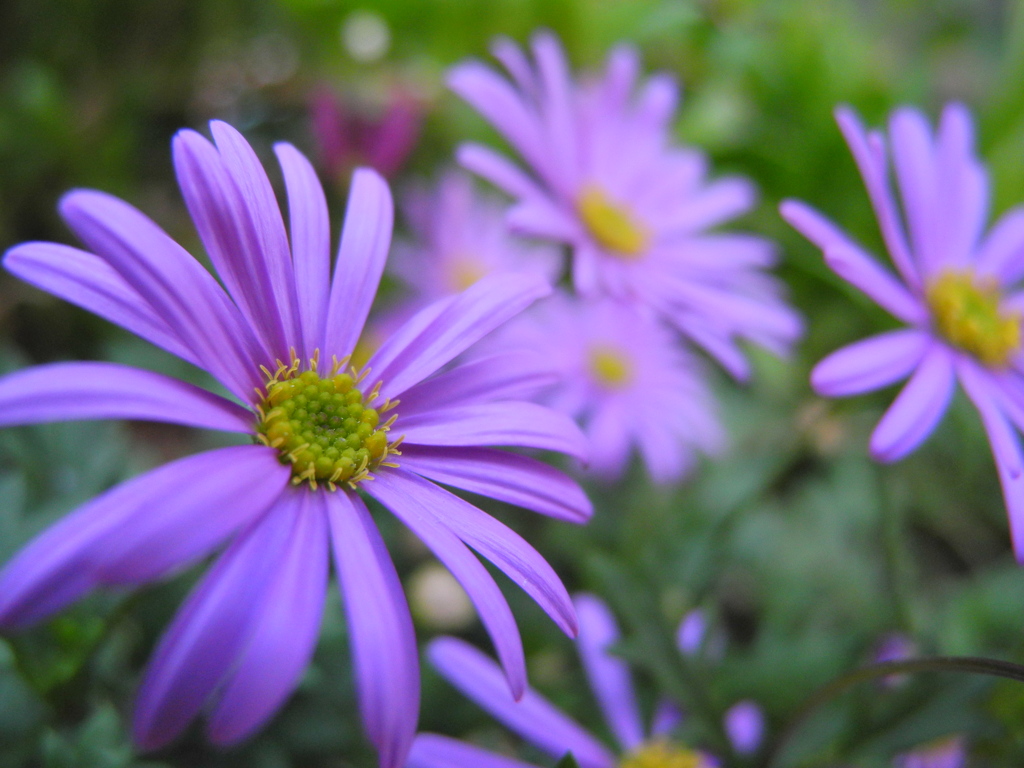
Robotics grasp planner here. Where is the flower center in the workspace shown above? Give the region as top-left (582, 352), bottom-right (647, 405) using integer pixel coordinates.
top-left (926, 269), bottom-right (1021, 367)
top-left (588, 345), bottom-right (633, 389)
top-left (619, 741), bottom-right (711, 768)
top-left (448, 256), bottom-right (488, 292)
top-left (577, 184), bottom-right (650, 258)
top-left (255, 354), bottom-right (399, 490)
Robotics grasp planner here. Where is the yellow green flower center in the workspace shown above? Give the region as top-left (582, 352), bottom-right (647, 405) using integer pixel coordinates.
top-left (577, 184), bottom-right (650, 258)
top-left (926, 269), bottom-right (1021, 368)
top-left (588, 345), bottom-right (633, 389)
top-left (447, 256), bottom-right (488, 292)
top-left (255, 354), bottom-right (399, 490)
top-left (619, 741), bottom-right (710, 768)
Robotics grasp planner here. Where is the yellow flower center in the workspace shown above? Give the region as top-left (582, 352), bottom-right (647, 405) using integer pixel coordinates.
top-left (926, 269), bottom-right (1021, 367)
top-left (619, 741), bottom-right (710, 768)
top-left (447, 256), bottom-right (488, 292)
top-left (588, 345), bottom-right (633, 388)
top-left (577, 184), bottom-right (650, 258)
top-left (255, 353), bottom-right (400, 490)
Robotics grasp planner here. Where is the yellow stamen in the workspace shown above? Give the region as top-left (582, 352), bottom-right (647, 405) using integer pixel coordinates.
top-left (927, 269), bottom-right (1021, 368)
top-left (620, 741), bottom-right (710, 768)
top-left (577, 184), bottom-right (650, 258)
top-left (448, 256), bottom-right (488, 292)
top-left (588, 345), bottom-right (634, 389)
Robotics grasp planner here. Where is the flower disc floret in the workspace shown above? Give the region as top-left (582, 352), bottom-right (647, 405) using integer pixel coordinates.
top-left (577, 185), bottom-right (650, 258)
top-left (619, 741), bottom-right (710, 768)
top-left (926, 270), bottom-right (1021, 368)
top-left (256, 358), bottom-right (398, 489)
top-left (588, 345), bottom-right (633, 388)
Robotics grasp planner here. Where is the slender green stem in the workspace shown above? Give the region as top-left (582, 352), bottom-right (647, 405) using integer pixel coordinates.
top-left (765, 655), bottom-right (1024, 767)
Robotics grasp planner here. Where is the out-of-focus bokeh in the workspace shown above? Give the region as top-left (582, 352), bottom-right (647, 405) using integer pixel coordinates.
top-left (2, 1), bottom-right (1024, 766)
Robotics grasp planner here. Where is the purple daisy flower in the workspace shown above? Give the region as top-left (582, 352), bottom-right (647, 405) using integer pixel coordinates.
top-left (895, 736), bottom-right (966, 768)
top-left (498, 292), bottom-right (725, 484)
top-left (781, 103), bottom-right (1024, 557)
top-left (407, 594), bottom-right (759, 768)
top-left (0, 120), bottom-right (592, 764)
top-left (390, 170), bottom-right (563, 306)
top-left (448, 31), bottom-right (802, 380)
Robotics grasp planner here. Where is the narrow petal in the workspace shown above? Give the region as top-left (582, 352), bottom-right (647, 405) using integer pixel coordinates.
top-left (889, 107), bottom-right (940, 275)
top-left (457, 142), bottom-right (543, 200)
top-left (824, 243), bottom-right (928, 325)
top-left (573, 594), bottom-right (644, 753)
top-left (428, 637), bottom-right (616, 768)
top-left (779, 199), bottom-right (862, 256)
top-left (407, 733), bottom-right (542, 768)
top-left (208, 491), bottom-right (328, 744)
top-left (327, 491), bottom-right (419, 768)
top-left (724, 701), bottom-right (765, 755)
top-left (531, 31), bottom-right (579, 193)
top-left (506, 198), bottom-right (582, 242)
top-left (491, 36), bottom-right (538, 99)
top-left (650, 700), bottom-right (684, 737)
top-left (936, 103), bottom-right (987, 267)
top-left (0, 362), bottom-right (254, 433)
top-left (811, 329), bottom-right (930, 397)
top-left (659, 177), bottom-right (755, 236)
top-left (133, 498), bottom-right (296, 750)
top-left (398, 401), bottom-right (588, 459)
top-left (364, 471), bottom-right (527, 698)
top-left (396, 352), bottom-right (558, 417)
top-left (275, 142), bottom-right (331, 358)
top-left (3, 242), bottom-right (199, 366)
top-left (869, 343), bottom-right (955, 462)
top-left (976, 205), bottom-right (1024, 284)
top-left (59, 189), bottom-right (263, 399)
top-left (399, 445), bottom-right (591, 523)
top-left (368, 273), bottom-right (551, 401)
top-left (322, 168), bottom-right (394, 360)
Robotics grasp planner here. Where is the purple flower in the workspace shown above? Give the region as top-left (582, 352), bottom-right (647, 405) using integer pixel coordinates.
top-left (0, 121), bottom-right (592, 764)
top-left (390, 170), bottom-right (563, 306)
top-left (498, 292), bottom-right (725, 484)
top-left (781, 103), bottom-right (1024, 557)
top-left (448, 31), bottom-right (801, 380)
top-left (408, 594), bottom-right (758, 768)
top-left (895, 736), bottom-right (966, 768)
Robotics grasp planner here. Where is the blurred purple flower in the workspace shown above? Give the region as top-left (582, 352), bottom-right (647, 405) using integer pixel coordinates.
top-left (872, 632), bottom-right (918, 687)
top-left (895, 736), bottom-right (966, 768)
top-left (408, 594), bottom-right (759, 768)
top-left (0, 121), bottom-right (592, 764)
top-left (498, 292), bottom-right (724, 484)
top-left (390, 170), bottom-right (563, 307)
top-left (310, 84), bottom-right (422, 181)
top-left (448, 31), bottom-right (801, 380)
top-left (723, 701), bottom-right (764, 756)
top-left (781, 103), bottom-right (1024, 558)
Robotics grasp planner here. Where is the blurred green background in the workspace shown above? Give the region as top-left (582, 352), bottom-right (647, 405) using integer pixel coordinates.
top-left (2, 0), bottom-right (1024, 766)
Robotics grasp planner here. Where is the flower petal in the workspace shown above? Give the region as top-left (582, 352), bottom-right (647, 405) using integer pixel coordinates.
top-left (935, 103), bottom-right (987, 268)
top-left (531, 30), bottom-right (579, 193)
top-left (823, 243), bottom-right (928, 325)
top-left (3, 242), bottom-right (199, 366)
top-left (407, 733), bottom-right (542, 768)
top-left (327, 491), bottom-right (419, 768)
top-left (428, 637), bottom-right (616, 768)
top-left (976, 205), bottom-right (1024, 284)
top-left (869, 343), bottom-right (955, 462)
top-left (811, 329), bottom-right (930, 397)
top-left (398, 401), bottom-right (588, 459)
top-left (399, 445), bottom-right (591, 523)
top-left (573, 594), bottom-right (644, 753)
top-left (457, 143), bottom-right (543, 200)
top-left (0, 361), bottom-right (254, 432)
top-left (368, 273), bottom-right (551, 401)
top-left (58, 189), bottom-right (263, 399)
top-left (322, 168), bottom-right (394, 360)
top-left (888, 106), bottom-right (940, 275)
top-left (133, 497), bottom-right (296, 750)
top-left (659, 177), bottom-right (755, 236)
top-left (208, 490), bottom-right (329, 745)
top-left (275, 142), bottom-right (331, 359)
top-left (724, 700), bottom-right (765, 755)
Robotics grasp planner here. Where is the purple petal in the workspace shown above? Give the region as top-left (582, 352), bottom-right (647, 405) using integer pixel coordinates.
top-left (3, 242), bottom-right (199, 366)
top-left (660, 177), bottom-right (755, 236)
top-left (407, 733), bottom-right (542, 768)
top-left (398, 445), bottom-right (591, 523)
top-left (396, 352), bottom-right (558, 417)
top-left (650, 700), bottom-right (684, 737)
top-left (207, 491), bottom-right (328, 744)
top-left (724, 701), bottom-right (765, 755)
top-left (275, 142), bottom-right (331, 359)
top-left (375, 469), bottom-right (576, 636)
top-left (0, 362), bottom-right (254, 432)
top-left (133, 497), bottom-right (297, 750)
top-left (364, 470), bottom-right (528, 698)
top-left (327, 491), bottom-right (419, 768)
top-left (58, 189), bottom-right (263, 399)
top-left (506, 198), bottom-right (582, 242)
top-left (935, 103), bottom-right (987, 268)
top-left (491, 36), bottom-right (538, 96)
top-left (457, 143), bottom-right (543, 200)
top-left (322, 168), bottom-right (394, 360)
top-left (676, 609), bottom-right (706, 656)
top-left (399, 401), bottom-right (588, 459)
top-left (172, 127), bottom-right (297, 362)
top-left (368, 273), bottom-right (551, 401)
top-left (428, 637), bottom-right (616, 768)
top-left (573, 594), bottom-right (644, 752)
top-left (811, 329), bottom-right (930, 397)
top-left (531, 30), bottom-right (579, 193)
top-left (823, 243), bottom-right (927, 325)
top-left (976, 205), bottom-right (1024, 284)
top-left (888, 106), bottom-right (940, 275)
top-left (869, 343), bottom-right (955, 462)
